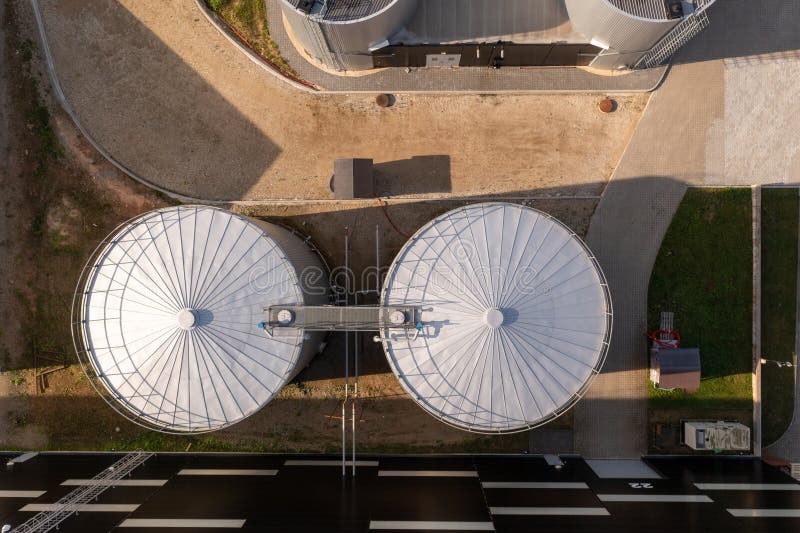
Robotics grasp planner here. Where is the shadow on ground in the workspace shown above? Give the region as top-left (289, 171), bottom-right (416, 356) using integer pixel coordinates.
top-left (676, 0), bottom-right (800, 64)
top-left (39, 0), bottom-right (281, 199)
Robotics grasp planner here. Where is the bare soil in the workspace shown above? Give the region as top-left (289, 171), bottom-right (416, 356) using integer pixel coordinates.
top-left (37, 0), bottom-right (649, 202)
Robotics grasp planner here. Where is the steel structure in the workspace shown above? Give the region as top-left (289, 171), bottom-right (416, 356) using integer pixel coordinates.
top-left (11, 451), bottom-right (152, 533)
top-left (72, 206), bottom-right (329, 433)
top-left (380, 203), bottom-right (613, 433)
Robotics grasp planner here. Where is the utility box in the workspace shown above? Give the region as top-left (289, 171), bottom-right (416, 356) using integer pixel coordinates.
top-left (333, 158), bottom-right (374, 199)
top-left (683, 421), bottom-right (750, 451)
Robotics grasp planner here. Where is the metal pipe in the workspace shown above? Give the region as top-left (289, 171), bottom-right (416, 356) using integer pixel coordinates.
top-left (341, 401), bottom-right (345, 477)
top-left (375, 224), bottom-right (381, 292)
top-left (343, 229), bottom-right (350, 477)
top-left (351, 397), bottom-right (356, 477)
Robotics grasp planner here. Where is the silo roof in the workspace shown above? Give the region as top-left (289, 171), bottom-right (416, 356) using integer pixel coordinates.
top-left (380, 203), bottom-right (612, 433)
top-left (76, 206), bottom-right (306, 433)
top-left (285, 0), bottom-right (398, 21)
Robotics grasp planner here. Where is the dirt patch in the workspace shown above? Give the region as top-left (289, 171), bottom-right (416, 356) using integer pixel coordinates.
top-left (0, 0), bottom-right (168, 450)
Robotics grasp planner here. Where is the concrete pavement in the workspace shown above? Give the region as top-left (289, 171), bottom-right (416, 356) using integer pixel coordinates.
top-left (574, 0), bottom-right (800, 458)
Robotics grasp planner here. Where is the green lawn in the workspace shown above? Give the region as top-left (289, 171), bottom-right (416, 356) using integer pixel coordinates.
top-left (648, 188), bottom-right (753, 415)
top-left (208, 0), bottom-right (298, 77)
top-left (760, 187), bottom-right (798, 445)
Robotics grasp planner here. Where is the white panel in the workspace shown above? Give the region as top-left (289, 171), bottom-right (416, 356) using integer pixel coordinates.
top-left (61, 479), bottom-right (167, 487)
top-left (370, 522), bottom-right (495, 531)
top-left (490, 507), bottom-right (610, 516)
top-left (119, 519), bottom-right (245, 528)
top-left (177, 469), bottom-right (277, 476)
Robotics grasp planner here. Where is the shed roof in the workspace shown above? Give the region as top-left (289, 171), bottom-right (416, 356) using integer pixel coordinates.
top-left (656, 348), bottom-right (701, 392)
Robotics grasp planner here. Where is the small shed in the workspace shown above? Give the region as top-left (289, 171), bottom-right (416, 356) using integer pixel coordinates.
top-left (650, 348), bottom-right (701, 393)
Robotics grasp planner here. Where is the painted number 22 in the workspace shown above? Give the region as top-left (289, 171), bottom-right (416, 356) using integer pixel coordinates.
top-left (629, 482), bottom-right (653, 489)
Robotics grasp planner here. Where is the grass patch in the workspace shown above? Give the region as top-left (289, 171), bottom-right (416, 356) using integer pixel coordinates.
top-left (760, 187), bottom-right (798, 445)
top-left (648, 188), bottom-right (753, 420)
top-left (207, 0), bottom-right (298, 78)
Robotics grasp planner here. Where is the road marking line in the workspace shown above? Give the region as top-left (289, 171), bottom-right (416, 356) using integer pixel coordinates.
top-left (0, 491), bottom-right (46, 498)
top-left (378, 470), bottom-right (478, 478)
top-left (490, 507), bottom-right (610, 516)
top-left (695, 483), bottom-right (800, 491)
top-left (482, 482), bottom-right (589, 489)
top-left (61, 479), bottom-right (168, 487)
top-left (177, 469), bottom-right (277, 476)
top-left (6, 452), bottom-right (38, 464)
top-left (283, 460), bottom-right (379, 467)
top-left (118, 519), bottom-right (246, 528)
top-left (728, 509), bottom-right (800, 517)
top-left (21, 503), bottom-right (139, 512)
top-left (370, 521), bottom-right (495, 531)
top-left (598, 494), bottom-right (713, 503)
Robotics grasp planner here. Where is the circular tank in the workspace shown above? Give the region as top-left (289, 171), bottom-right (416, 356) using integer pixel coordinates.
top-left (281, 0), bottom-right (418, 71)
top-left (565, 0), bottom-right (685, 54)
top-left (73, 206), bottom-right (329, 433)
top-left (380, 203), bottom-right (612, 433)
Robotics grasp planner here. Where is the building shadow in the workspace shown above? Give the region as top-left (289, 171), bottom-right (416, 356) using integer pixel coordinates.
top-left (406, 0), bottom-right (571, 41)
top-left (674, 0), bottom-right (800, 64)
top-left (37, 0), bottom-right (280, 201)
top-left (374, 155), bottom-right (452, 196)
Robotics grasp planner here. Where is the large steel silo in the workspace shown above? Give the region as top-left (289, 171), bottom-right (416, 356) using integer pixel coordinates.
top-left (72, 206), bottom-right (329, 433)
top-left (565, 0), bottom-right (717, 69)
top-left (380, 203), bottom-right (613, 433)
top-left (281, 0), bottom-right (418, 71)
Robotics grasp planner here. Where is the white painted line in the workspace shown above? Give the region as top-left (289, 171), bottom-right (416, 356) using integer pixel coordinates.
top-left (598, 494), bottom-right (713, 503)
top-left (284, 460), bottom-right (379, 467)
top-left (370, 521), bottom-right (495, 531)
top-left (177, 469), bottom-right (277, 476)
top-left (118, 519), bottom-right (246, 528)
top-left (728, 509), bottom-right (800, 518)
top-left (695, 483), bottom-right (800, 491)
top-left (0, 490), bottom-right (46, 498)
top-left (482, 482), bottom-right (589, 490)
top-left (378, 470), bottom-right (478, 478)
top-left (62, 479), bottom-right (168, 487)
top-left (21, 503), bottom-right (139, 512)
top-left (490, 507), bottom-right (610, 516)
top-left (7, 452), bottom-right (38, 464)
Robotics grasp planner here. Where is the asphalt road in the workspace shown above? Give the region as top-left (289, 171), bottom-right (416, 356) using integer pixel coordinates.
top-left (0, 453), bottom-right (797, 532)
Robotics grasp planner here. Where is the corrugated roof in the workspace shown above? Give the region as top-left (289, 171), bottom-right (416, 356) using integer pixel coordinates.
top-left (607, 0), bottom-right (670, 20)
top-left (285, 0), bottom-right (398, 21)
top-left (381, 203), bottom-right (612, 433)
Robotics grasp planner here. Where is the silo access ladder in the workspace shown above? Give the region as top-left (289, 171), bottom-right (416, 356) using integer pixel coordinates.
top-left (11, 451), bottom-right (153, 533)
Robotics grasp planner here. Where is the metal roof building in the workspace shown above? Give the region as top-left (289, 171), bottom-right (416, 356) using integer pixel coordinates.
top-left (280, 0), bottom-right (717, 72)
top-left (73, 206), bottom-right (329, 433)
top-left (380, 203), bottom-right (612, 433)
